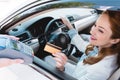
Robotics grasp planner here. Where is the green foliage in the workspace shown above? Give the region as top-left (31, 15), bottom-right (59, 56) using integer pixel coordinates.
top-left (48, 2), bottom-right (95, 8)
top-left (35, 2), bottom-right (95, 12)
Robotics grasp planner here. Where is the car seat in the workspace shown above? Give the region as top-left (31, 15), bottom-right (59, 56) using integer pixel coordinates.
top-left (108, 67), bottom-right (120, 80)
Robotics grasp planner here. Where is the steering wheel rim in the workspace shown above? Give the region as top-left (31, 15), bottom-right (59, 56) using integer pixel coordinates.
top-left (39, 19), bottom-right (61, 44)
top-left (44, 18), bottom-right (62, 34)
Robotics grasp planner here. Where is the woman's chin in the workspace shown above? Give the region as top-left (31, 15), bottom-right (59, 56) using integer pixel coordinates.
top-left (90, 41), bottom-right (97, 46)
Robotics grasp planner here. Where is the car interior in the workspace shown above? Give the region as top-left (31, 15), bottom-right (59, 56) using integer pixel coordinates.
top-left (0, 0), bottom-right (119, 80)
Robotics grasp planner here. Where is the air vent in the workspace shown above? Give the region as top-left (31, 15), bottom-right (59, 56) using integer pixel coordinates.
top-left (12, 28), bottom-right (18, 31)
top-left (17, 32), bottom-right (30, 41)
top-left (67, 16), bottom-right (74, 22)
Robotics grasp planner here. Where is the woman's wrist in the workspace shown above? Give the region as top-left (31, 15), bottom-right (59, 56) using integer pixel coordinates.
top-left (68, 29), bottom-right (78, 39)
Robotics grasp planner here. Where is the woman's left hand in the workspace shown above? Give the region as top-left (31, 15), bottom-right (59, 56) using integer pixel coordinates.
top-left (61, 17), bottom-right (74, 29)
top-left (52, 52), bottom-right (68, 71)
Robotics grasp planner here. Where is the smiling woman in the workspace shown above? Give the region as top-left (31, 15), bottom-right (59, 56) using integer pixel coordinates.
top-left (52, 9), bottom-right (120, 80)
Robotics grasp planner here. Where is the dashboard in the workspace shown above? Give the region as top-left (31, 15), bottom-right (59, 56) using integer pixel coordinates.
top-left (8, 8), bottom-right (97, 40)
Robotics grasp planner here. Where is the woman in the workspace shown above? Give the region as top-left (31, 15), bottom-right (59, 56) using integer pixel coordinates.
top-left (0, 35), bottom-right (24, 68)
top-left (52, 10), bottom-right (120, 80)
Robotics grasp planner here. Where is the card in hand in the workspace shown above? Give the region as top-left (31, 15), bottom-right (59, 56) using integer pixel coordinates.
top-left (44, 42), bottom-right (62, 54)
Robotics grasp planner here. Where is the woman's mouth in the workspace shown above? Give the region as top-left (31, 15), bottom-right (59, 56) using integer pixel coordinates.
top-left (90, 35), bottom-right (97, 40)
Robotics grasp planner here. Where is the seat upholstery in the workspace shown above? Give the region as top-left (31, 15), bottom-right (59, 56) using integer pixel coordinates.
top-left (108, 68), bottom-right (120, 80)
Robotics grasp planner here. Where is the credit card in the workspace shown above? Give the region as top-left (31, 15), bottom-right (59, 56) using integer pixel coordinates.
top-left (44, 42), bottom-right (62, 54)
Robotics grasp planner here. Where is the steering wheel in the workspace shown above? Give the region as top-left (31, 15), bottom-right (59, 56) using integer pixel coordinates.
top-left (44, 18), bottom-right (76, 56)
top-left (38, 18), bottom-right (79, 58)
top-left (37, 18), bottom-right (66, 58)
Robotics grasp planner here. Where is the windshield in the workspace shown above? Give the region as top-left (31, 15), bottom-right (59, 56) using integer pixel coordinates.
top-left (1, 0), bottom-right (120, 23)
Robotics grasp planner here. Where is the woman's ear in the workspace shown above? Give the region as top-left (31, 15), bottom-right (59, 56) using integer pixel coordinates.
top-left (111, 38), bottom-right (120, 44)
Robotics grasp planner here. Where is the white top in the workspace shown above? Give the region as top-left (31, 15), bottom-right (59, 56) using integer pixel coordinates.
top-left (65, 34), bottom-right (118, 80)
top-left (72, 54), bottom-right (118, 80)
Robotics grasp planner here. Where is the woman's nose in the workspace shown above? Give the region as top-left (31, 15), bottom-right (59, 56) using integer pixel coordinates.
top-left (90, 26), bottom-right (96, 35)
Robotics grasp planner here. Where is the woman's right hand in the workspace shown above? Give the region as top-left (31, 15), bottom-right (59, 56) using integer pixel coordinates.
top-left (52, 52), bottom-right (68, 71)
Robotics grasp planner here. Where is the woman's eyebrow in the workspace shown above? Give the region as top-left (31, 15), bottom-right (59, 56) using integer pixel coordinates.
top-left (98, 26), bottom-right (107, 31)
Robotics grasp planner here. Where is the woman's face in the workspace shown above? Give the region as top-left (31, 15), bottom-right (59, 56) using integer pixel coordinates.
top-left (90, 13), bottom-right (115, 48)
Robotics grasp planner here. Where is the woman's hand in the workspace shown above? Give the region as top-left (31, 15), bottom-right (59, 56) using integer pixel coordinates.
top-left (0, 58), bottom-right (24, 68)
top-left (52, 52), bottom-right (68, 71)
top-left (61, 17), bottom-right (74, 29)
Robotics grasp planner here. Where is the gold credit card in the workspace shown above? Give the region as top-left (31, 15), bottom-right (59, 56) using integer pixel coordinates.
top-left (44, 42), bottom-right (62, 54)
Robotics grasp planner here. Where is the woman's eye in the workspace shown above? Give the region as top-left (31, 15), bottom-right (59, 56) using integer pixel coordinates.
top-left (94, 24), bottom-right (96, 27)
top-left (98, 29), bottom-right (104, 33)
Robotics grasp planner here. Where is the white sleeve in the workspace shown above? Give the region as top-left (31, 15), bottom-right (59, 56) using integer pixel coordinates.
top-left (71, 34), bottom-right (89, 53)
top-left (78, 68), bottom-right (110, 80)
top-left (64, 62), bottom-right (76, 76)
